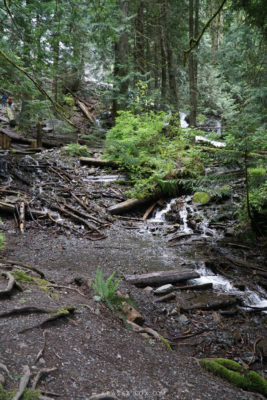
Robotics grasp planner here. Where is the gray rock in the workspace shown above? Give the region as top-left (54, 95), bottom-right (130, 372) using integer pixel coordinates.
top-left (154, 284), bottom-right (174, 295)
top-left (178, 314), bottom-right (189, 324)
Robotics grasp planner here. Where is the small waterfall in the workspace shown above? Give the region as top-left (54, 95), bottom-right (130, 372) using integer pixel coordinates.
top-left (179, 112), bottom-right (189, 128)
top-left (191, 263), bottom-right (267, 312)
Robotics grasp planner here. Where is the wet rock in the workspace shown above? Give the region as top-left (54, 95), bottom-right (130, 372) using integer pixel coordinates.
top-left (178, 314), bottom-right (188, 324)
top-left (154, 284), bottom-right (174, 295)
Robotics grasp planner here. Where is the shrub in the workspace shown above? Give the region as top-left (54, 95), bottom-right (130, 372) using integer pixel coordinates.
top-left (61, 143), bottom-right (89, 157)
top-left (105, 110), bottom-right (203, 198)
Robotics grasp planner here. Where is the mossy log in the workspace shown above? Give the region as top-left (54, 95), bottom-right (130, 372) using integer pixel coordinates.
top-left (199, 358), bottom-right (267, 396)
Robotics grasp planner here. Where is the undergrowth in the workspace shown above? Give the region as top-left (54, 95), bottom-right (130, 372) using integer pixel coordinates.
top-left (104, 111), bottom-right (203, 198)
top-left (91, 269), bottom-right (134, 313)
top-left (61, 143), bottom-right (89, 157)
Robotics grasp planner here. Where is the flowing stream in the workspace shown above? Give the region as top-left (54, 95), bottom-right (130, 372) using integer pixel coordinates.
top-left (148, 196), bottom-right (267, 311)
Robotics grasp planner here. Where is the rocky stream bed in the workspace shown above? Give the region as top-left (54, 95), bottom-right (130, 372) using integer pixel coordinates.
top-left (0, 145), bottom-right (266, 399)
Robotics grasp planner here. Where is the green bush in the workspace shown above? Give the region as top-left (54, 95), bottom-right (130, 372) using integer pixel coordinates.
top-left (0, 233), bottom-right (5, 249)
top-left (92, 269), bottom-right (123, 311)
top-left (61, 143), bottom-right (89, 157)
top-left (105, 110), bottom-right (203, 198)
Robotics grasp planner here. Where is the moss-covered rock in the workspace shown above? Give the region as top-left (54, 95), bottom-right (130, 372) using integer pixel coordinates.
top-left (199, 358), bottom-right (267, 396)
top-left (192, 191), bottom-right (211, 204)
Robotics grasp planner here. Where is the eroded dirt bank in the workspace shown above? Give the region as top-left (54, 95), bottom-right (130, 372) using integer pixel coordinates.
top-left (0, 149), bottom-right (266, 400)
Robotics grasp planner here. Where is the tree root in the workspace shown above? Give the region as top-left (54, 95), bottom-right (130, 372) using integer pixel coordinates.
top-left (0, 270), bottom-right (22, 297)
top-left (0, 258), bottom-right (45, 278)
top-left (19, 306), bottom-right (75, 334)
top-left (12, 365), bottom-right (31, 400)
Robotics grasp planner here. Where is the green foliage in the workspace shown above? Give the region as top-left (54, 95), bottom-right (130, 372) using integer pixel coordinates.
top-left (0, 384), bottom-right (40, 400)
top-left (0, 231), bottom-right (5, 250)
top-left (62, 143), bottom-right (89, 157)
top-left (92, 269), bottom-right (123, 312)
top-left (105, 110), bottom-right (203, 198)
top-left (63, 94), bottom-right (75, 107)
top-left (192, 191), bottom-right (211, 204)
top-left (199, 358), bottom-right (267, 396)
top-left (11, 269), bottom-right (51, 288)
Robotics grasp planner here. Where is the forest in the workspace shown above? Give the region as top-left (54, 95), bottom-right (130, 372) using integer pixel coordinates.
top-left (0, 0), bottom-right (267, 399)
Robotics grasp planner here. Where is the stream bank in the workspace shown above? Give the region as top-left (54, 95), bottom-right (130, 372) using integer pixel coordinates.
top-left (0, 147), bottom-right (266, 399)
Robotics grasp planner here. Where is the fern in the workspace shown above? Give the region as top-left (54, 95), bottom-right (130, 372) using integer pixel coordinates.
top-left (92, 269), bottom-right (123, 311)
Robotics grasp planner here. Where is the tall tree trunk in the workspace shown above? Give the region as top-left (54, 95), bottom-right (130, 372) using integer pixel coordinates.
top-left (134, 1), bottom-right (145, 76)
top-left (189, 0), bottom-right (199, 127)
top-left (160, 26), bottom-right (167, 105)
top-left (112, 1), bottom-right (129, 122)
top-left (167, 41), bottom-right (178, 108)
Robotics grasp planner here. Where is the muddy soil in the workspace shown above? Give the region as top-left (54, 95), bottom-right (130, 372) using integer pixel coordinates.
top-left (0, 149), bottom-right (266, 400)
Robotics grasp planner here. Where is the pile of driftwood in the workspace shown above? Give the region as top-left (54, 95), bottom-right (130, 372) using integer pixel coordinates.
top-left (0, 152), bottom-right (125, 240)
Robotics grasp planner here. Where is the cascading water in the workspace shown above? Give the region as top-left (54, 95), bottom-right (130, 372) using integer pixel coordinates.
top-left (191, 262), bottom-right (267, 312)
top-left (149, 197), bottom-right (267, 311)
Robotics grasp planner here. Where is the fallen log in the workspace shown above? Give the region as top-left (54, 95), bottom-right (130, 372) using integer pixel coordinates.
top-left (174, 282), bottom-right (213, 291)
top-left (124, 269), bottom-right (200, 287)
top-left (181, 298), bottom-right (238, 312)
top-left (0, 127), bottom-right (34, 145)
top-left (154, 293), bottom-right (176, 303)
top-left (80, 157), bottom-right (119, 168)
top-left (108, 198), bottom-right (151, 215)
top-left (76, 100), bottom-right (95, 124)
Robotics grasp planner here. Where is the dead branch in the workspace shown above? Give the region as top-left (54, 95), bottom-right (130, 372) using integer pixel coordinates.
top-left (12, 365), bottom-right (31, 400)
top-left (47, 212), bottom-right (82, 235)
top-left (248, 337), bottom-right (263, 367)
top-left (52, 202), bottom-right (103, 235)
top-left (143, 202), bottom-right (158, 221)
top-left (70, 192), bottom-right (106, 224)
top-left (35, 331), bottom-right (48, 363)
top-left (47, 283), bottom-right (86, 297)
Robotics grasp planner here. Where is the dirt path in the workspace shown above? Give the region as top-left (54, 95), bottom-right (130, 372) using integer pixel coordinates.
top-left (0, 150), bottom-right (266, 399)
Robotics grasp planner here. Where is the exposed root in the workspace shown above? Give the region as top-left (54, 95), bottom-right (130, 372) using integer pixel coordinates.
top-left (19, 306), bottom-right (75, 333)
top-left (12, 365), bottom-right (31, 400)
top-left (0, 270), bottom-right (20, 297)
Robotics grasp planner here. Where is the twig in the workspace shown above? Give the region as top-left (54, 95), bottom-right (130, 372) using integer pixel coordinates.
top-left (12, 365), bottom-right (31, 400)
top-left (248, 337), bottom-right (263, 367)
top-left (35, 331), bottom-right (48, 363)
top-left (47, 283), bottom-right (86, 297)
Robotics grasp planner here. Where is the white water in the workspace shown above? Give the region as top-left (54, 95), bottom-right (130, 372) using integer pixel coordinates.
top-left (191, 263), bottom-right (267, 311)
top-left (179, 111), bottom-right (189, 128)
top-left (150, 197), bottom-right (267, 311)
